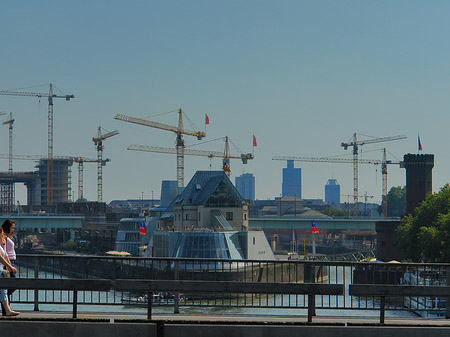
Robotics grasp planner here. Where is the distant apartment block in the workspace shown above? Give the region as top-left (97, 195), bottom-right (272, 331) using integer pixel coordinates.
top-left (282, 160), bottom-right (301, 198)
top-left (235, 173), bottom-right (255, 201)
top-left (325, 179), bottom-right (340, 204)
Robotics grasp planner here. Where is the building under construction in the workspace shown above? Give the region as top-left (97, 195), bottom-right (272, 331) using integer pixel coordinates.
top-left (0, 158), bottom-right (72, 211)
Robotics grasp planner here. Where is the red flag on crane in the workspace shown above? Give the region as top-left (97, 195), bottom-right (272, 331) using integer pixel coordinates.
top-left (205, 114), bottom-right (210, 125)
top-left (418, 135), bottom-right (422, 152)
top-left (253, 135), bottom-right (257, 147)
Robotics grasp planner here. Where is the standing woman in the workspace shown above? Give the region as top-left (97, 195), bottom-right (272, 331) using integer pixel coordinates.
top-left (2, 220), bottom-right (16, 303)
top-left (0, 226), bottom-right (18, 316)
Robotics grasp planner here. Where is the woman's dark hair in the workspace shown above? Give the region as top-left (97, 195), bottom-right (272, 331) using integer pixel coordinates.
top-left (1, 219), bottom-right (15, 234)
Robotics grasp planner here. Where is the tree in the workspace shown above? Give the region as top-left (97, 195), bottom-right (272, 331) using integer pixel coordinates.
top-left (386, 186), bottom-right (406, 217)
top-left (320, 208), bottom-right (349, 218)
top-left (397, 184), bottom-right (450, 262)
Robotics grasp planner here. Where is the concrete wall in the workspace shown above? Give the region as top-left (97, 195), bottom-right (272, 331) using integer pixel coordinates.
top-left (5, 321), bottom-right (450, 337)
top-left (165, 324), bottom-right (450, 337)
top-left (0, 321), bottom-right (156, 337)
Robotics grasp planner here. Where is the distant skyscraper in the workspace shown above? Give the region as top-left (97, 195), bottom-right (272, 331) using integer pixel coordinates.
top-left (325, 179), bottom-right (340, 204)
top-left (282, 160), bottom-right (301, 198)
top-left (235, 173), bottom-right (255, 201)
top-left (160, 180), bottom-right (178, 208)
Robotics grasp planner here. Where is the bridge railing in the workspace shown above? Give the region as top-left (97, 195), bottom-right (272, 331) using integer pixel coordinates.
top-left (9, 254), bottom-right (450, 316)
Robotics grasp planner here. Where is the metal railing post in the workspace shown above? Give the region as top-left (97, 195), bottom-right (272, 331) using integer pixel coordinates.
top-left (446, 267), bottom-right (450, 319)
top-left (34, 257), bottom-right (39, 311)
top-left (380, 296), bottom-right (386, 323)
top-left (174, 260), bottom-right (180, 314)
top-left (72, 291), bottom-right (78, 318)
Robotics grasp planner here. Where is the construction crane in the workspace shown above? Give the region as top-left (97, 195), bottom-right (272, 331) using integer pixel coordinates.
top-left (1, 112), bottom-right (14, 212)
top-left (0, 154), bottom-right (106, 203)
top-left (127, 136), bottom-right (253, 177)
top-left (272, 152), bottom-right (401, 218)
top-left (92, 127), bottom-right (119, 203)
top-left (115, 109), bottom-right (206, 188)
top-left (341, 133), bottom-right (406, 217)
top-left (74, 157), bottom-right (111, 202)
top-left (0, 84), bottom-right (74, 204)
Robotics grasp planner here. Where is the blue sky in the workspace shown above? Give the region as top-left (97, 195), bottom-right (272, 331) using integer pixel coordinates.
top-left (1, 1), bottom-right (449, 204)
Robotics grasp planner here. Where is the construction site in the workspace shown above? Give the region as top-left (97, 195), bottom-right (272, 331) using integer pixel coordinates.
top-left (0, 84), bottom-right (119, 214)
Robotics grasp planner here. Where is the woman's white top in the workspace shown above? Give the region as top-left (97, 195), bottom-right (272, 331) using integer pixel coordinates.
top-left (5, 238), bottom-right (15, 261)
top-left (0, 246), bottom-right (5, 258)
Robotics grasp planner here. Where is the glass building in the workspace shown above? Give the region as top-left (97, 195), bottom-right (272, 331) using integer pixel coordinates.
top-left (325, 179), bottom-right (340, 204)
top-left (282, 160), bottom-right (301, 198)
top-left (114, 218), bottom-right (145, 255)
top-left (235, 173), bottom-right (255, 201)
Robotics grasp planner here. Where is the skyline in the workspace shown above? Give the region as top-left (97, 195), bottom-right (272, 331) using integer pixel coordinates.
top-left (1, 1), bottom-right (448, 205)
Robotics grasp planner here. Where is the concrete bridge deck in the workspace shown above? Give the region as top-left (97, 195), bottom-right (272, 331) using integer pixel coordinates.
top-left (2, 311), bottom-right (450, 337)
top-left (3, 310), bottom-right (450, 326)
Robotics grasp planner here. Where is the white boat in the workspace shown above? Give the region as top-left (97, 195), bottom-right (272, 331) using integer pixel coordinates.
top-left (121, 292), bottom-right (183, 306)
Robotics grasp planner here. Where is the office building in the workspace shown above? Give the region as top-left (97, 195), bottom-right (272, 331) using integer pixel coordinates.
top-left (282, 160), bottom-right (301, 198)
top-left (235, 173), bottom-right (255, 201)
top-left (325, 179), bottom-right (340, 204)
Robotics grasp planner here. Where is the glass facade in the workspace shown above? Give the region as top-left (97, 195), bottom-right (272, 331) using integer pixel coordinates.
top-left (235, 173), bottom-right (255, 201)
top-left (114, 218), bottom-right (143, 256)
top-left (176, 232), bottom-right (229, 259)
top-left (282, 160), bottom-right (301, 198)
top-left (325, 179), bottom-right (340, 204)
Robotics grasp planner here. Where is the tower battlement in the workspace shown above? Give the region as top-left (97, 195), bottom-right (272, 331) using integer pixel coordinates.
top-left (401, 153), bottom-right (434, 167)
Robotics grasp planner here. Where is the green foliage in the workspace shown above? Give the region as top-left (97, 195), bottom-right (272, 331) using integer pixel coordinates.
top-left (320, 207), bottom-right (349, 218)
top-left (397, 184), bottom-right (450, 262)
top-left (387, 186), bottom-right (406, 217)
top-left (61, 239), bottom-right (77, 251)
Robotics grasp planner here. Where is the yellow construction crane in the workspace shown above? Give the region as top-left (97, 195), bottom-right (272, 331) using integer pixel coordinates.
top-left (341, 133), bottom-right (406, 217)
top-left (92, 127), bottom-right (119, 202)
top-left (127, 136), bottom-right (253, 177)
top-left (0, 84), bottom-right (74, 204)
top-left (272, 152), bottom-right (401, 218)
top-left (115, 109), bottom-right (206, 187)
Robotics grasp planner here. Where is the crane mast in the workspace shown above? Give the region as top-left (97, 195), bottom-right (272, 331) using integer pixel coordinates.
top-left (75, 157), bottom-right (111, 202)
top-left (1, 112), bottom-right (14, 212)
top-left (115, 109), bottom-right (206, 188)
top-left (92, 127), bottom-right (119, 202)
top-left (0, 83), bottom-right (74, 204)
top-left (341, 133), bottom-right (406, 218)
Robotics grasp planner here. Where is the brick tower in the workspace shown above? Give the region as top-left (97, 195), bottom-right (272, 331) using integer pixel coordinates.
top-left (401, 153), bottom-right (434, 215)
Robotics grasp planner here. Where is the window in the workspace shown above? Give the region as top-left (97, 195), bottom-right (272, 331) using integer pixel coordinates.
top-left (226, 212), bottom-right (233, 220)
top-left (198, 212), bottom-right (201, 221)
top-left (185, 213), bottom-right (189, 220)
top-left (205, 180), bottom-right (241, 207)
